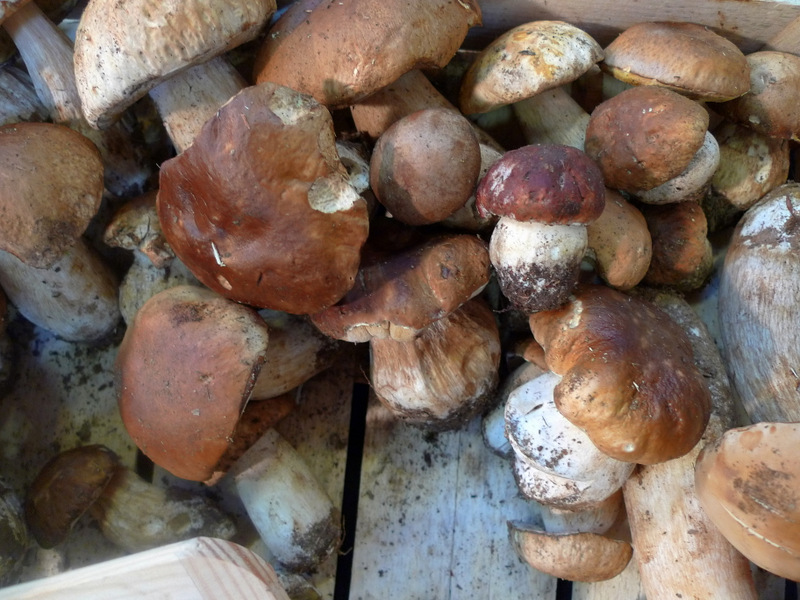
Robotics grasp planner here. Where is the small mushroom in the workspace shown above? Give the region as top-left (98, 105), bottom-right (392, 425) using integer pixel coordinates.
top-left (25, 445), bottom-right (236, 552)
top-left (695, 422), bottom-right (800, 582)
top-left (476, 144), bottom-right (605, 313)
top-left (600, 21), bottom-right (750, 102)
top-left (529, 283), bottom-right (711, 464)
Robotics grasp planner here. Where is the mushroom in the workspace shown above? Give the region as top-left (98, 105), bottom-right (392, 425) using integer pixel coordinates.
top-left (600, 21), bottom-right (751, 101)
top-left (157, 82), bottom-right (370, 314)
top-left (695, 422), bottom-right (800, 582)
top-left (369, 297), bottom-right (501, 430)
top-left (252, 0), bottom-right (482, 109)
top-left (73, 0), bottom-right (277, 149)
top-left (475, 143), bottom-right (605, 313)
top-left (0, 64), bottom-right (46, 125)
top-left (369, 107), bottom-right (482, 226)
top-left (529, 283), bottom-right (711, 464)
top-left (711, 51), bottom-right (800, 141)
top-left (114, 285), bottom-right (271, 482)
top-left (717, 182), bottom-right (800, 423)
top-left (584, 85), bottom-right (710, 195)
top-left (24, 445), bottom-right (236, 552)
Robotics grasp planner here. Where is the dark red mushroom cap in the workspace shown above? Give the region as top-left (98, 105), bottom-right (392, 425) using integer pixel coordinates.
top-left (476, 144), bottom-right (605, 224)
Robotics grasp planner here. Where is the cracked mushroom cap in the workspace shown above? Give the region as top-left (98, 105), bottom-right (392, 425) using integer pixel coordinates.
top-left (585, 86), bottom-right (709, 194)
top-left (253, 0), bottom-right (481, 109)
top-left (115, 285), bottom-right (270, 482)
top-left (601, 21), bottom-right (750, 102)
top-left (73, 0), bottom-right (277, 128)
top-left (529, 283), bottom-right (711, 465)
top-left (695, 422), bottom-right (800, 581)
top-left (459, 20), bottom-right (604, 115)
top-left (0, 122), bottom-right (103, 269)
top-left (157, 82), bottom-right (370, 314)
top-left (310, 234), bottom-right (490, 343)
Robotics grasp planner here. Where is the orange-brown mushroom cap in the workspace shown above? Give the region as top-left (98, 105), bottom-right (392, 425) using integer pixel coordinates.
top-left (114, 285), bottom-right (270, 482)
top-left (529, 283), bottom-right (711, 464)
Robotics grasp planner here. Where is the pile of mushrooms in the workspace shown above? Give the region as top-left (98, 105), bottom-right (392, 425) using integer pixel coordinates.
top-left (1, 0), bottom-right (799, 596)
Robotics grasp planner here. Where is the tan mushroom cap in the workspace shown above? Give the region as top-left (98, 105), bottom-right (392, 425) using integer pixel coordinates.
top-left (508, 521), bottom-right (632, 582)
top-left (460, 20), bottom-right (603, 115)
top-left (585, 86), bottom-right (709, 194)
top-left (0, 122), bottom-right (103, 269)
top-left (157, 82), bottom-right (370, 315)
top-left (115, 285), bottom-right (270, 482)
top-left (253, 0), bottom-right (481, 110)
top-left (712, 51), bottom-right (800, 141)
top-left (310, 234), bottom-right (491, 343)
top-left (695, 422), bottom-right (800, 581)
top-left (529, 283), bottom-right (711, 465)
top-left (73, 0), bottom-right (277, 128)
top-left (601, 22), bottom-right (750, 102)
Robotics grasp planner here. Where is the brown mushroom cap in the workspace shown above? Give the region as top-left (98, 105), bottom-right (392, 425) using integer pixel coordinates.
top-left (529, 283), bottom-right (711, 464)
top-left (0, 122), bottom-right (103, 268)
top-left (25, 445), bottom-right (120, 549)
top-left (476, 144), bottom-right (605, 224)
top-left (508, 520), bottom-right (632, 582)
top-left (601, 22), bottom-right (750, 102)
top-left (73, 0), bottom-right (277, 128)
top-left (584, 86), bottom-right (709, 194)
top-left (310, 234), bottom-right (490, 343)
top-left (459, 20), bottom-right (604, 115)
top-left (253, 0), bottom-right (481, 109)
top-left (695, 422), bottom-right (800, 581)
top-left (370, 108), bottom-right (482, 226)
top-left (114, 285), bottom-right (270, 482)
top-left (157, 82), bottom-right (370, 314)
top-left (711, 50), bottom-right (800, 141)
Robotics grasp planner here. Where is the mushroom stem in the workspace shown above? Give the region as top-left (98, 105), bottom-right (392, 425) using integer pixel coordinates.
top-left (2, 1), bottom-right (82, 122)
top-left (622, 289), bottom-right (757, 600)
top-left (513, 85), bottom-right (590, 150)
top-left (0, 65), bottom-right (46, 125)
top-left (148, 56), bottom-right (247, 153)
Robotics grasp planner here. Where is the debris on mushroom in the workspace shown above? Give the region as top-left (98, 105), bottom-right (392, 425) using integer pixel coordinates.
top-left (717, 182), bottom-right (800, 423)
top-left (25, 445), bottom-right (236, 553)
top-left (476, 143), bottom-right (605, 313)
top-left (529, 283), bottom-right (711, 464)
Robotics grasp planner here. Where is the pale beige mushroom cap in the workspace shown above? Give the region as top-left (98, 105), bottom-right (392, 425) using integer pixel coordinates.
top-left (73, 0), bottom-right (277, 128)
top-left (459, 21), bottom-right (604, 115)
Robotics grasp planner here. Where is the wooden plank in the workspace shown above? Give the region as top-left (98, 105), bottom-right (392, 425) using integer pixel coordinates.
top-left (471, 0), bottom-right (800, 52)
top-left (350, 395), bottom-right (556, 600)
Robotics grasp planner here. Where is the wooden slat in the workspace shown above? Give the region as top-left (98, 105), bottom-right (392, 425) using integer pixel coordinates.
top-left (471, 0), bottom-right (800, 52)
top-left (350, 395), bottom-right (556, 600)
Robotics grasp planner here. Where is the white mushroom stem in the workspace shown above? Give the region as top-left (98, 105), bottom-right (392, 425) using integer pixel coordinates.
top-left (0, 240), bottom-right (120, 343)
top-left (513, 86), bottom-right (590, 150)
top-left (622, 290), bottom-right (758, 600)
top-left (2, 1), bottom-right (82, 122)
top-left (148, 56), bottom-right (247, 153)
top-left (540, 490), bottom-right (624, 536)
top-left (231, 428), bottom-right (341, 573)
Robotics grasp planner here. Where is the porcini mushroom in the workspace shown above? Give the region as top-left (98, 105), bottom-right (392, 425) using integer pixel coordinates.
top-left (476, 143), bottom-right (605, 313)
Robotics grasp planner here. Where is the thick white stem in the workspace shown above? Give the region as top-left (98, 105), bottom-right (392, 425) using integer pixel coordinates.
top-left (513, 86), bottom-right (590, 150)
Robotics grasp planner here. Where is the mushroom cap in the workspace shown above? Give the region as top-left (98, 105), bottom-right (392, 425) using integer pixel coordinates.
top-left (584, 86), bottom-right (709, 194)
top-left (476, 144), bottom-right (605, 224)
top-left (695, 422), bottom-right (800, 581)
top-left (310, 234), bottom-right (490, 343)
top-left (601, 22), bottom-right (750, 102)
top-left (0, 122), bottom-right (103, 269)
top-left (115, 285), bottom-right (270, 482)
top-left (370, 108), bottom-right (482, 226)
top-left (25, 445), bottom-right (120, 549)
top-left (508, 521), bottom-right (633, 582)
top-left (459, 20), bottom-right (604, 115)
top-left (73, 0), bottom-right (277, 128)
top-left (711, 51), bottom-right (800, 141)
top-left (529, 283), bottom-right (711, 464)
top-left (0, 0), bottom-right (31, 22)
top-left (157, 82), bottom-right (370, 314)
top-left (253, 0), bottom-right (481, 109)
